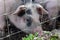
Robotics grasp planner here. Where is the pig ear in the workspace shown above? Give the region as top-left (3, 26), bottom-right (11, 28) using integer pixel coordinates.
top-left (36, 7), bottom-right (42, 15)
top-left (37, 7), bottom-right (48, 15)
top-left (36, 4), bottom-right (48, 15)
top-left (12, 5), bottom-right (26, 17)
top-left (41, 7), bottom-right (48, 14)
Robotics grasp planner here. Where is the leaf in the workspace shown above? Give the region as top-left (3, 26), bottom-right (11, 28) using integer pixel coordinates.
top-left (28, 34), bottom-right (34, 40)
top-left (34, 32), bottom-right (38, 37)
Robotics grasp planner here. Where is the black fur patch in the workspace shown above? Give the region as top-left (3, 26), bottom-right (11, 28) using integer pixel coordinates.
top-left (26, 9), bottom-right (32, 14)
top-left (26, 17), bottom-right (32, 27)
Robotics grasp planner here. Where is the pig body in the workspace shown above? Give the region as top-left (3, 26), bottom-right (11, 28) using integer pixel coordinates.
top-left (45, 0), bottom-right (59, 18)
top-left (44, 0), bottom-right (60, 29)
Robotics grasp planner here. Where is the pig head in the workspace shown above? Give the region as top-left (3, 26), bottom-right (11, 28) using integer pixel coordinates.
top-left (8, 3), bottom-right (49, 36)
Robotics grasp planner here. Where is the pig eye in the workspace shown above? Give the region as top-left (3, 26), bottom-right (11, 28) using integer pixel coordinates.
top-left (26, 9), bottom-right (32, 15)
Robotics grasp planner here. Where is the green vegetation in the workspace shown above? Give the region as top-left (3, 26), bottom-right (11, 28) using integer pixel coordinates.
top-left (22, 32), bottom-right (60, 40)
